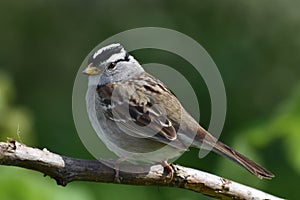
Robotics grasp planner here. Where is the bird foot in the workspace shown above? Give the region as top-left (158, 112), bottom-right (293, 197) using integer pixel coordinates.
top-left (112, 158), bottom-right (127, 183)
top-left (161, 161), bottom-right (174, 183)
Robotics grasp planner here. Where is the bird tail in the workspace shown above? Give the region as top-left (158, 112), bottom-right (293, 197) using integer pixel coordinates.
top-left (195, 127), bottom-right (274, 179)
top-left (212, 140), bottom-right (274, 179)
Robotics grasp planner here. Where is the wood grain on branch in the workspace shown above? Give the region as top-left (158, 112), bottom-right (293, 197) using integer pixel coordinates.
top-left (0, 141), bottom-right (283, 200)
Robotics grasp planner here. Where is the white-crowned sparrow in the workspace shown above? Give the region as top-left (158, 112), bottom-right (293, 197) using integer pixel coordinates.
top-left (83, 43), bottom-right (274, 179)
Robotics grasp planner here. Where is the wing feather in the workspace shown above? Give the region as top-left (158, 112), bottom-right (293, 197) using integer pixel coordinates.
top-left (96, 73), bottom-right (188, 150)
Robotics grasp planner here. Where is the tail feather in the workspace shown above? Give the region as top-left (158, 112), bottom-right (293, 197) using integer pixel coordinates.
top-left (195, 127), bottom-right (274, 179)
top-left (213, 141), bottom-right (274, 179)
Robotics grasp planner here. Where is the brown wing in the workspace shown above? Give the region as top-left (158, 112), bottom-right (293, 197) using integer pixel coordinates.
top-left (97, 72), bottom-right (188, 150)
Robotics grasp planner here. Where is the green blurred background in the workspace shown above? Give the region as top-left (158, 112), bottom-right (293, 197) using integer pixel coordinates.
top-left (0, 0), bottom-right (299, 199)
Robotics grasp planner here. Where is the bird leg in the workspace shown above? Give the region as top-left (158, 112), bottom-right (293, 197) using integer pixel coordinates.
top-left (161, 160), bottom-right (174, 183)
top-left (112, 158), bottom-right (127, 183)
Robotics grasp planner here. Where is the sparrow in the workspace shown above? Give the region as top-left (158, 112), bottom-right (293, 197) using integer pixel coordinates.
top-left (83, 43), bottom-right (274, 179)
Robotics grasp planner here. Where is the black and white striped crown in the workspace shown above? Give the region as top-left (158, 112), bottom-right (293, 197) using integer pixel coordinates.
top-left (89, 43), bottom-right (128, 65)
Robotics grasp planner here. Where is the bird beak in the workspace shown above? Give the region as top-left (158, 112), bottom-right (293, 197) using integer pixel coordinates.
top-left (82, 63), bottom-right (101, 75)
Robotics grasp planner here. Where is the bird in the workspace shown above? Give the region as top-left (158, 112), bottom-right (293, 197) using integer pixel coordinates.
top-left (83, 43), bottom-right (274, 179)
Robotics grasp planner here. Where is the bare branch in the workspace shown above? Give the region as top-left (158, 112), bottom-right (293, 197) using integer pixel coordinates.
top-left (0, 141), bottom-right (283, 200)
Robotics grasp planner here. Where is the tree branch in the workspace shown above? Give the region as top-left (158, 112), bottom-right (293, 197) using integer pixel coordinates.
top-left (0, 141), bottom-right (283, 200)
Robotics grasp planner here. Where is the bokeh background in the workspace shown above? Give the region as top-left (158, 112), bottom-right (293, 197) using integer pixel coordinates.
top-left (0, 1), bottom-right (299, 199)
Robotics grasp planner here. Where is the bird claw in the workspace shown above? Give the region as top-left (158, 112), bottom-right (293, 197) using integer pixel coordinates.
top-left (161, 161), bottom-right (174, 183)
top-left (114, 168), bottom-right (121, 183)
top-left (112, 158), bottom-right (126, 183)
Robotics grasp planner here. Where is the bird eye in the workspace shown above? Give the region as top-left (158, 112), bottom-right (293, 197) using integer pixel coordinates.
top-left (107, 62), bottom-right (116, 71)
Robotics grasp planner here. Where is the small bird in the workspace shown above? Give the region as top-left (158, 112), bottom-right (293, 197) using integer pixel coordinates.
top-left (83, 43), bottom-right (274, 179)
